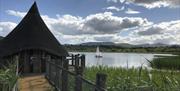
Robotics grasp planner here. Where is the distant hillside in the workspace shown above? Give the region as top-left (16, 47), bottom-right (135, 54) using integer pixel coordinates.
top-left (116, 43), bottom-right (135, 48)
top-left (135, 43), bottom-right (168, 47)
top-left (78, 42), bottom-right (177, 48)
top-left (80, 42), bottom-right (115, 46)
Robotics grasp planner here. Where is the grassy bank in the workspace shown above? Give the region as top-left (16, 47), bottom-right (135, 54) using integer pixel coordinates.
top-left (151, 53), bottom-right (180, 70)
top-left (84, 66), bottom-right (180, 91)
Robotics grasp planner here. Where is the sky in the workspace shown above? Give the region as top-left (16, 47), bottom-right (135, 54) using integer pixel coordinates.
top-left (0, 0), bottom-right (180, 45)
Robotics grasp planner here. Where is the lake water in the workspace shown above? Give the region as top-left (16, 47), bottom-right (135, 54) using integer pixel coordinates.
top-left (70, 52), bottom-right (174, 68)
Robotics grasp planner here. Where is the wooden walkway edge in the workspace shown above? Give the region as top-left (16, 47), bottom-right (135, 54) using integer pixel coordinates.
top-left (18, 74), bottom-right (53, 91)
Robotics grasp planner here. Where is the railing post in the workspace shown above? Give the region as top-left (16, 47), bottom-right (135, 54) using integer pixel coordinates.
top-left (62, 57), bottom-right (68, 91)
top-left (74, 54), bottom-right (82, 91)
top-left (81, 55), bottom-right (85, 70)
top-left (95, 73), bottom-right (107, 91)
top-left (75, 54), bottom-right (79, 68)
top-left (72, 54), bottom-right (75, 66)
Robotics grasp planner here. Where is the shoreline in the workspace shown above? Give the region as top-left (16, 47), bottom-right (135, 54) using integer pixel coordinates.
top-left (68, 51), bottom-right (179, 54)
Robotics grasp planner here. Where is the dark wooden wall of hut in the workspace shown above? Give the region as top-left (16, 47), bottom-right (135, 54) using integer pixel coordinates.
top-left (0, 49), bottom-right (64, 74)
top-left (18, 50), bottom-right (47, 73)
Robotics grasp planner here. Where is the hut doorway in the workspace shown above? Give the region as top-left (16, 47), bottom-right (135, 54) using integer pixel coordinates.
top-left (21, 50), bottom-right (45, 74)
top-left (29, 52), bottom-right (42, 73)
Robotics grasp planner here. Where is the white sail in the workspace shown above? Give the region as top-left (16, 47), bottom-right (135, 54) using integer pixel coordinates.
top-left (96, 46), bottom-right (99, 53)
top-left (95, 46), bottom-right (102, 57)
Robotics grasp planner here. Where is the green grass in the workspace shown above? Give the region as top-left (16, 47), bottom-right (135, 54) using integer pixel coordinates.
top-left (84, 66), bottom-right (180, 91)
top-left (0, 63), bottom-right (18, 91)
top-left (151, 53), bottom-right (180, 70)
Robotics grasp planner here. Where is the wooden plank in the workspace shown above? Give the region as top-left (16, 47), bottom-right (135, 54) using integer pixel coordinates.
top-left (19, 74), bottom-right (53, 91)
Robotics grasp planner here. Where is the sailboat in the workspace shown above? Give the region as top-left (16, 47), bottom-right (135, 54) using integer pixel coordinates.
top-left (95, 46), bottom-right (103, 58)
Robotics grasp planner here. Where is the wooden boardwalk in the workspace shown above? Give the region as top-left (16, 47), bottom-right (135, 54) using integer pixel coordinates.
top-left (18, 74), bottom-right (53, 91)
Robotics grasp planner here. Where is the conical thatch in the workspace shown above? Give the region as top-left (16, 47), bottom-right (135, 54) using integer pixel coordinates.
top-left (0, 2), bottom-right (68, 57)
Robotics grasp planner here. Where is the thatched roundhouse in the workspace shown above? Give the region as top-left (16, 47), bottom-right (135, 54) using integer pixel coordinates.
top-left (0, 2), bottom-right (68, 73)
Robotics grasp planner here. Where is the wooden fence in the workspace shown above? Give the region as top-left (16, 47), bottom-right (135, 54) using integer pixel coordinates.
top-left (45, 54), bottom-right (107, 91)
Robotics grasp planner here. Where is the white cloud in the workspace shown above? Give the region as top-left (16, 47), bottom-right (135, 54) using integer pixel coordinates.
top-left (107, 0), bottom-right (118, 3)
top-left (6, 10), bottom-right (151, 35)
top-left (125, 8), bottom-right (140, 14)
top-left (0, 22), bottom-right (17, 36)
top-left (107, 0), bottom-right (126, 3)
top-left (130, 34), bottom-right (179, 45)
top-left (104, 6), bottom-right (122, 11)
top-left (4, 10), bottom-right (180, 45)
top-left (6, 10), bottom-right (26, 17)
top-left (82, 12), bottom-right (151, 34)
top-left (119, 0), bottom-right (126, 3)
top-left (137, 20), bottom-right (180, 35)
top-left (137, 26), bottom-right (164, 35)
top-left (120, 6), bottom-right (125, 11)
top-left (127, 0), bottom-right (180, 9)
top-left (107, 0), bottom-right (180, 9)
top-left (129, 20), bottom-right (180, 44)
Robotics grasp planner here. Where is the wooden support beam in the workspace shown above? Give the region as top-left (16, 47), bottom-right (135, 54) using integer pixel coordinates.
top-left (81, 55), bottom-right (85, 71)
top-left (24, 51), bottom-right (30, 73)
top-left (47, 55), bottom-right (51, 81)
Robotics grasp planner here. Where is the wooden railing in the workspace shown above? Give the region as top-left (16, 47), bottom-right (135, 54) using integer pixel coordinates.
top-left (45, 54), bottom-right (107, 91)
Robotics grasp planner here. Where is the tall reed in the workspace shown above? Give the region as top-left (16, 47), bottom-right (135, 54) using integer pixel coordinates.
top-left (84, 66), bottom-right (180, 91)
top-left (0, 62), bottom-right (18, 91)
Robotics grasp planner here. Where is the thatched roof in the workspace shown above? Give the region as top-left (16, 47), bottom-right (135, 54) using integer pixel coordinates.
top-left (0, 2), bottom-right (68, 57)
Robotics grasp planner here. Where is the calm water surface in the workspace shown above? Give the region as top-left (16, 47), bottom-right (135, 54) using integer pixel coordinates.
top-left (70, 52), bottom-right (174, 68)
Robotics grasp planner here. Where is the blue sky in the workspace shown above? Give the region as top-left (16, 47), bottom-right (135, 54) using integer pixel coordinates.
top-left (0, 0), bottom-right (180, 44)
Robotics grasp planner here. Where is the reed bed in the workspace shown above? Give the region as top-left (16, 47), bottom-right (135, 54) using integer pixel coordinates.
top-left (0, 63), bottom-right (18, 91)
top-left (84, 66), bottom-right (180, 91)
top-left (151, 54), bottom-right (180, 70)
